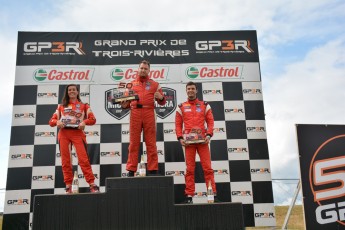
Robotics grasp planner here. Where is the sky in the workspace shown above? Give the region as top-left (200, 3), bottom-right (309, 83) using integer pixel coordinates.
top-left (0, 0), bottom-right (345, 212)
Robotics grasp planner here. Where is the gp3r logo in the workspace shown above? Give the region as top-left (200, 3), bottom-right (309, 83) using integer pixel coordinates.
top-left (24, 42), bottom-right (85, 55)
top-left (310, 134), bottom-right (345, 225)
top-left (195, 40), bottom-right (254, 53)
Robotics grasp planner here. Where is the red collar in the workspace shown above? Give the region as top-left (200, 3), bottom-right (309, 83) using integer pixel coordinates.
top-left (136, 76), bottom-right (149, 83)
top-left (187, 98), bottom-right (198, 104)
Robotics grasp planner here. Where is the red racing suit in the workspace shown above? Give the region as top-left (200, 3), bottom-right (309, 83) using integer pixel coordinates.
top-left (49, 101), bottom-right (96, 186)
top-left (125, 76), bottom-right (166, 172)
top-left (175, 98), bottom-right (217, 196)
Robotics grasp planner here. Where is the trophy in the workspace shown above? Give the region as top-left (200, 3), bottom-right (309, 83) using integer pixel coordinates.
top-left (184, 127), bottom-right (206, 144)
top-left (61, 116), bottom-right (80, 128)
top-left (111, 88), bottom-right (139, 104)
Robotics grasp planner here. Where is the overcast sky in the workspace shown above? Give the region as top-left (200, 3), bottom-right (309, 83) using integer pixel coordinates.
top-left (1, 0), bottom-right (344, 211)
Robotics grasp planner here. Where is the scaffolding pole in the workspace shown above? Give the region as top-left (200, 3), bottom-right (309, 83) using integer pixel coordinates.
top-left (281, 180), bottom-right (301, 230)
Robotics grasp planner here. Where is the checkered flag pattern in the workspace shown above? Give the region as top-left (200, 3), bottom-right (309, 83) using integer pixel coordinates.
top-left (4, 31), bottom-right (275, 229)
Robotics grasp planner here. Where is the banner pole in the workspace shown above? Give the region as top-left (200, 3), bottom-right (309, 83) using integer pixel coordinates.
top-left (281, 180), bottom-right (301, 229)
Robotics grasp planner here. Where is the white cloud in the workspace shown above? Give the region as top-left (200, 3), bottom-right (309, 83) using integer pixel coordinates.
top-left (264, 37), bottom-right (345, 179)
top-left (0, 36), bottom-right (15, 115)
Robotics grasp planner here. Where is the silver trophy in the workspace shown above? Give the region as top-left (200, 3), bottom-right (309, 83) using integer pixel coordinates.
top-left (184, 127), bottom-right (206, 144)
top-left (111, 88), bottom-right (139, 104)
top-left (61, 117), bottom-right (80, 128)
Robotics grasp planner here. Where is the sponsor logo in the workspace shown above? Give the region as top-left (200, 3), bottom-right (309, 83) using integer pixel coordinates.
top-left (255, 212), bottom-right (275, 218)
top-left (251, 168), bottom-right (270, 174)
top-left (84, 131), bottom-right (99, 136)
top-left (32, 175), bottom-right (54, 181)
top-left (195, 40), bottom-right (254, 53)
top-left (144, 150), bottom-right (163, 155)
top-left (214, 169), bottom-right (229, 175)
top-left (110, 67), bottom-right (169, 81)
top-left (156, 87), bottom-right (177, 119)
top-left (310, 135), bottom-right (345, 225)
top-left (186, 67), bottom-right (199, 79)
top-left (35, 132), bottom-right (55, 137)
top-left (23, 41), bottom-right (85, 55)
top-left (100, 151), bottom-right (120, 157)
top-left (56, 152), bottom-right (77, 158)
top-left (122, 130), bottom-right (130, 135)
top-left (165, 171), bottom-right (185, 176)
top-left (194, 192), bottom-right (207, 197)
top-left (228, 147), bottom-right (248, 153)
top-left (164, 129), bottom-right (176, 134)
top-left (232, 191), bottom-right (252, 196)
top-left (11, 154), bottom-right (32, 159)
top-left (33, 68), bottom-right (94, 82)
top-left (111, 69), bottom-right (124, 81)
top-left (247, 127), bottom-right (266, 132)
top-left (14, 113), bottom-right (35, 118)
top-left (105, 88), bottom-right (130, 120)
top-left (243, 89), bottom-right (262, 94)
top-left (186, 66), bottom-right (242, 80)
top-left (202, 90), bottom-right (223, 95)
top-left (213, 128), bottom-right (225, 133)
top-left (7, 199), bottom-right (29, 205)
top-left (80, 92), bottom-right (90, 97)
top-left (225, 108), bottom-right (244, 113)
top-left (78, 173), bottom-right (99, 179)
top-left (37, 92), bottom-right (58, 98)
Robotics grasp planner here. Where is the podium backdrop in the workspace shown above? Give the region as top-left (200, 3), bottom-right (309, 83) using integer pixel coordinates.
top-left (4, 31), bottom-right (275, 229)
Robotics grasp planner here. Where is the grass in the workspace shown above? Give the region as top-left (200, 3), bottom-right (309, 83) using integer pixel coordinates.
top-left (246, 205), bottom-right (305, 230)
top-left (0, 206), bottom-right (304, 230)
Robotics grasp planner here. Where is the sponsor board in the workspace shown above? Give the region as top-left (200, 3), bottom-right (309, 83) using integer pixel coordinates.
top-left (181, 63), bottom-right (260, 82)
top-left (297, 124), bottom-right (345, 229)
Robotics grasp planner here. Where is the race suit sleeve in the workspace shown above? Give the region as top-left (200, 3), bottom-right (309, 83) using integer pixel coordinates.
top-left (155, 84), bottom-right (166, 106)
top-left (83, 104), bottom-right (96, 125)
top-left (175, 105), bottom-right (184, 140)
top-left (49, 105), bottom-right (61, 127)
top-left (205, 103), bottom-right (214, 137)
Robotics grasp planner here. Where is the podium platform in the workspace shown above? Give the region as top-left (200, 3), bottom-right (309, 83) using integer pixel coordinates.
top-left (33, 176), bottom-right (244, 230)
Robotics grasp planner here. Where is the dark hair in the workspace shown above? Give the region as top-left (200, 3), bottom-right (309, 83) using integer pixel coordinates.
top-left (139, 60), bottom-right (150, 67)
top-left (186, 81), bottom-right (197, 90)
top-left (62, 84), bottom-right (81, 107)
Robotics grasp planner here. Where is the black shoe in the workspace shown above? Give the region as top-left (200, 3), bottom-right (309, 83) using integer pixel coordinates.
top-left (127, 171), bottom-right (135, 177)
top-left (214, 196), bottom-right (221, 203)
top-left (182, 196), bottom-right (193, 204)
top-left (147, 170), bottom-right (159, 176)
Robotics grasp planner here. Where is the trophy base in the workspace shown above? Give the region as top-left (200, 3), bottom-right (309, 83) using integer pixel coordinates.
top-left (185, 140), bottom-right (206, 145)
top-left (112, 95), bottom-right (139, 104)
top-left (64, 124), bottom-right (79, 129)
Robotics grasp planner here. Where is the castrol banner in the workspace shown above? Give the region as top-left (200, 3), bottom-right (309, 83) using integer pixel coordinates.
top-left (181, 63), bottom-right (260, 82)
top-left (16, 65), bottom-right (177, 85)
top-left (15, 62), bottom-right (259, 85)
top-left (296, 124), bottom-right (345, 230)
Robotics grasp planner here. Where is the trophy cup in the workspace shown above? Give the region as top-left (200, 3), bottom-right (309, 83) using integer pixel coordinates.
top-left (61, 116), bottom-right (80, 128)
top-left (184, 127), bottom-right (206, 144)
top-left (111, 88), bottom-right (139, 104)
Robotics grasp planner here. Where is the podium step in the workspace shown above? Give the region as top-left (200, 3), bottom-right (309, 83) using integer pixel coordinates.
top-left (175, 202), bottom-right (244, 230)
top-left (33, 176), bottom-right (244, 230)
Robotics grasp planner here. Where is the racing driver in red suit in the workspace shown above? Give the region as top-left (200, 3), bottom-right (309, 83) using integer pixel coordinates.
top-left (49, 84), bottom-right (99, 193)
top-left (175, 81), bottom-right (218, 204)
top-left (121, 60), bottom-right (166, 176)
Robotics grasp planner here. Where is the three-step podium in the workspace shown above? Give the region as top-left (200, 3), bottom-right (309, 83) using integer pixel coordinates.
top-left (33, 176), bottom-right (244, 230)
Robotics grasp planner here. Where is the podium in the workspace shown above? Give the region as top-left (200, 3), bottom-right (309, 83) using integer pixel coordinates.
top-left (33, 176), bottom-right (244, 230)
